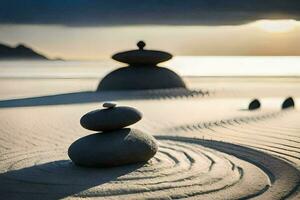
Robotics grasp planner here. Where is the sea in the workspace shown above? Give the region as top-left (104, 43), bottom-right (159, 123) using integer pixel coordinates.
top-left (0, 56), bottom-right (299, 78)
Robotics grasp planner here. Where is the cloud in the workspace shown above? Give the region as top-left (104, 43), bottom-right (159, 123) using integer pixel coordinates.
top-left (0, 0), bottom-right (299, 26)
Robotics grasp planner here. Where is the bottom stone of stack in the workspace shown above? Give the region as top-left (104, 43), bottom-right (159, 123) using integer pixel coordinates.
top-left (68, 128), bottom-right (158, 167)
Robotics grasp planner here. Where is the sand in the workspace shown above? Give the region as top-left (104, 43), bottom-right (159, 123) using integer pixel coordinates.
top-left (0, 77), bottom-right (299, 199)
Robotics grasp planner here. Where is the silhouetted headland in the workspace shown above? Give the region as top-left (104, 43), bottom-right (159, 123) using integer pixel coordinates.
top-left (0, 43), bottom-right (49, 60)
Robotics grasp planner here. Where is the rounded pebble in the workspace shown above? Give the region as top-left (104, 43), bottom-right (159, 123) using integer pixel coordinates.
top-left (282, 97), bottom-right (295, 109)
top-left (248, 99), bottom-right (261, 110)
top-left (97, 66), bottom-right (186, 91)
top-left (80, 106), bottom-right (142, 131)
top-left (103, 102), bottom-right (117, 108)
top-left (68, 128), bottom-right (158, 167)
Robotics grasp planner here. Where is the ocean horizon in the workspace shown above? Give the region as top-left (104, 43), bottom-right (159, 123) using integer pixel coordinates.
top-left (0, 56), bottom-right (299, 78)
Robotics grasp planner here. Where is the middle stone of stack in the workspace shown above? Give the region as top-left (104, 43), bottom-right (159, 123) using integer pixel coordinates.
top-left (68, 103), bottom-right (158, 167)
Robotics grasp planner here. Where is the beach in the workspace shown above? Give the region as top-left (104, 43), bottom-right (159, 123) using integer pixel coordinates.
top-left (0, 61), bottom-right (300, 199)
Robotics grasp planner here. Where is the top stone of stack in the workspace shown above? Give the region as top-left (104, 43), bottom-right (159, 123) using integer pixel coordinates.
top-left (80, 103), bottom-right (142, 131)
top-left (103, 102), bottom-right (117, 108)
top-left (112, 41), bottom-right (172, 66)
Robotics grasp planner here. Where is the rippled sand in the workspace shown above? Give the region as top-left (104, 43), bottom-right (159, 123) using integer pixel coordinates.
top-left (0, 77), bottom-right (299, 199)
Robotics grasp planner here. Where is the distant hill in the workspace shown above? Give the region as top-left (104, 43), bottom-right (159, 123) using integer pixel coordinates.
top-left (0, 43), bottom-right (49, 60)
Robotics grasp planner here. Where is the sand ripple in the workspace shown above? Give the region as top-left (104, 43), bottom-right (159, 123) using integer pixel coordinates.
top-left (0, 137), bottom-right (299, 200)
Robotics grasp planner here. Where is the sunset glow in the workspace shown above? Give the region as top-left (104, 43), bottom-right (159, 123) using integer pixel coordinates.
top-left (254, 19), bottom-right (299, 33)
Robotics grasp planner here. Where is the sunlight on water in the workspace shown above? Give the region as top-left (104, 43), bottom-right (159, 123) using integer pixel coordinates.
top-left (0, 56), bottom-right (299, 78)
top-left (253, 19), bottom-right (299, 33)
top-left (166, 56), bottom-right (300, 76)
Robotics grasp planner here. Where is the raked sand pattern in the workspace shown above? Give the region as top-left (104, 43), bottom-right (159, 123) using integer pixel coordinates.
top-left (0, 78), bottom-right (300, 199)
top-left (1, 137), bottom-right (299, 199)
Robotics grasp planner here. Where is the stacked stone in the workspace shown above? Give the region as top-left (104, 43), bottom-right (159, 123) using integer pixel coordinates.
top-left (68, 102), bottom-right (158, 167)
top-left (97, 41), bottom-right (186, 91)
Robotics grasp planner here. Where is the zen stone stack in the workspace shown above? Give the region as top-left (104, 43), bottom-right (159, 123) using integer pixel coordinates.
top-left (97, 41), bottom-right (186, 91)
top-left (68, 102), bottom-right (158, 167)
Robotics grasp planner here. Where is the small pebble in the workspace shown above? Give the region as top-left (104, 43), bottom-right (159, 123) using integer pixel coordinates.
top-left (248, 99), bottom-right (261, 110)
top-left (103, 102), bottom-right (117, 108)
top-left (282, 97), bottom-right (295, 109)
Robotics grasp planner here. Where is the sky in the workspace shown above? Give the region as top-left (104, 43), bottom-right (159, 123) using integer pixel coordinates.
top-left (0, 1), bottom-right (300, 60)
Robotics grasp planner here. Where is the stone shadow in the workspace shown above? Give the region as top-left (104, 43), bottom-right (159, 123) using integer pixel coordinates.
top-left (0, 89), bottom-right (205, 108)
top-left (0, 159), bottom-right (144, 200)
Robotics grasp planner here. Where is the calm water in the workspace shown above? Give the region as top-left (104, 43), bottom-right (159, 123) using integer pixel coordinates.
top-left (0, 56), bottom-right (299, 78)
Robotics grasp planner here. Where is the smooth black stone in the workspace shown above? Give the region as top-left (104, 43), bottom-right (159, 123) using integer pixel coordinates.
top-left (112, 50), bottom-right (172, 65)
top-left (282, 97), bottom-right (295, 109)
top-left (80, 106), bottom-right (142, 131)
top-left (103, 102), bottom-right (116, 108)
top-left (97, 66), bottom-right (186, 91)
top-left (112, 41), bottom-right (172, 65)
top-left (248, 99), bottom-right (261, 110)
top-left (137, 41), bottom-right (146, 50)
top-left (68, 128), bottom-right (158, 167)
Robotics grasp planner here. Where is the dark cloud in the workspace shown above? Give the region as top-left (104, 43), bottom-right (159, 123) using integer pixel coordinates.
top-left (0, 0), bottom-right (299, 26)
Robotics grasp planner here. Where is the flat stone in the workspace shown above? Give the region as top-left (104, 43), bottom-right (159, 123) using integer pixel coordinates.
top-left (103, 102), bottom-right (117, 108)
top-left (248, 99), bottom-right (261, 110)
top-left (112, 41), bottom-right (172, 65)
top-left (80, 106), bottom-right (142, 131)
top-left (68, 128), bottom-right (158, 167)
top-left (282, 97), bottom-right (295, 109)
